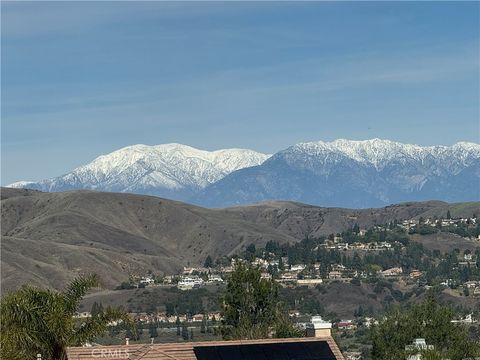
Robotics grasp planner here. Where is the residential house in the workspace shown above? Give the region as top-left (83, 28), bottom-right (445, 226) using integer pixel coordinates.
top-left (344, 352), bottom-right (362, 360)
top-left (67, 328), bottom-right (345, 360)
top-left (291, 264), bottom-right (307, 272)
top-left (192, 314), bottom-right (204, 322)
top-left (337, 320), bottom-right (356, 331)
top-left (328, 271), bottom-right (342, 280)
top-left (464, 281), bottom-right (478, 289)
top-left (139, 276), bottom-right (155, 286)
top-left (297, 278), bottom-right (323, 286)
top-left (381, 267), bottom-right (402, 277)
top-left (178, 276), bottom-right (204, 290)
top-left (405, 338), bottom-right (434, 360)
top-left (207, 274), bottom-right (223, 283)
top-left (409, 270), bottom-right (422, 279)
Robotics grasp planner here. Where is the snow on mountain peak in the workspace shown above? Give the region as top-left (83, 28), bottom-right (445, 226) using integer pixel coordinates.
top-left (7, 144), bottom-right (270, 195)
top-left (279, 138), bottom-right (480, 171)
top-left (7, 139), bottom-right (479, 206)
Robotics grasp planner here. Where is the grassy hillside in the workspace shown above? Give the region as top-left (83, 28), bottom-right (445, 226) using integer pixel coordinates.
top-left (2, 188), bottom-right (478, 292)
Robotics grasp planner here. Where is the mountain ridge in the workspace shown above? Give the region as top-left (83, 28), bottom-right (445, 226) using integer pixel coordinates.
top-left (8, 139), bottom-right (480, 208)
top-left (8, 143), bottom-right (271, 201)
top-left (197, 139), bottom-right (480, 208)
top-left (2, 187), bottom-right (478, 291)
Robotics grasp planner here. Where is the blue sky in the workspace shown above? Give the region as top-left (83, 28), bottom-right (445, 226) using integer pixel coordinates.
top-left (2, 1), bottom-right (479, 184)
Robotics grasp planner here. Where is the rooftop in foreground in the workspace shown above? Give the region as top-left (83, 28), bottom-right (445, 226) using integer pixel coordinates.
top-left (66, 336), bottom-right (344, 360)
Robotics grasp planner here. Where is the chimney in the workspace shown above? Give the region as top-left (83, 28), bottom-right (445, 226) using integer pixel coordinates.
top-left (125, 338), bottom-right (130, 345)
top-left (306, 316), bottom-right (332, 337)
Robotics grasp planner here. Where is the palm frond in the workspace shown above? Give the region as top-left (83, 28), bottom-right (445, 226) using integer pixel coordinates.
top-left (62, 274), bottom-right (99, 313)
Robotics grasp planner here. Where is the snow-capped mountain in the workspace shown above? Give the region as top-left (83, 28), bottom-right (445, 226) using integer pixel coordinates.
top-left (8, 139), bottom-right (480, 208)
top-left (8, 144), bottom-right (271, 200)
top-left (195, 139), bottom-right (480, 208)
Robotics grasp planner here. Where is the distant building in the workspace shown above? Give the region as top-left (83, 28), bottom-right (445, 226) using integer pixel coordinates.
top-left (207, 274), bottom-right (223, 283)
top-left (405, 338), bottom-right (434, 360)
top-left (291, 264), bottom-right (307, 272)
top-left (337, 320), bottom-right (355, 331)
top-left (306, 316), bottom-right (333, 338)
top-left (381, 267), bottom-right (402, 277)
top-left (409, 270), bottom-right (422, 279)
top-left (344, 352), bottom-right (362, 360)
top-left (73, 312), bottom-right (91, 319)
top-left (328, 271), bottom-right (342, 280)
top-left (297, 278), bottom-right (323, 286)
top-left (288, 309), bottom-right (301, 317)
top-left (464, 281), bottom-right (478, 289)
top-left (279, 272), bottom-right (298, 282)
top-left (178, 276), bottom-right (203, 290)
top-left (139, 276), bottom-right (155, 286)
top-left (192, 314), bottom-right (204, 322)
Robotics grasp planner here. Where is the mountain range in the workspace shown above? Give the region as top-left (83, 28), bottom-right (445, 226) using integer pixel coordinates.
top-left (8, 139), bottom-right (480, 208)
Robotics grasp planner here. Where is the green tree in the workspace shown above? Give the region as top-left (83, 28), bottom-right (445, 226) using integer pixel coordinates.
top-left (245, 244), bottom-right (256, 262)
top-left (370, 290), bottom-right (479, 360)
top-left (176, 316), bottom-right (181, 336)
top-left (181, 322), bottom-right (189, 340)
top-left (204, 255), bottom-right (213, 268)
top-left (149, 323), bottom-right (158, 338)
top-left (221, 263), bottom-right (302, 340)
top-left (200, 317), bottom-right (207, 333)
top-left (0, 274), bottom-right (133, 360)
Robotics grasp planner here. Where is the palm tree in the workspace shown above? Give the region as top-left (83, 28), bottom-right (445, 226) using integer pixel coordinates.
top-left (1, 274), bottom-right (134, 360)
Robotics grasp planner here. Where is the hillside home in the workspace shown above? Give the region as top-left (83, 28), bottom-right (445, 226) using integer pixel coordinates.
top-left (279, 272), bottom-right (299, 281)
top-left (207, 274), bottom-right (223, 283)
top-left (405, 338), bottom-right (434, 360)
top-left (140, 276), bottom-right (155, 286)
top-left (291, 264), bottom-right (307, 272)
top-left (409, 270), bottom-right (422, 279)
top-left (288, 309), bottom-right (301, 317)
top-left (297, 278), bottom-right (323, 286)
top-left (328, 271), bottom-right (343, 280)
top-left (73, 312), bottom-right (91, 319)
top-left (337, 320), bottom-right (356, 331)
top-left (464, 281), bottom-right (478, 289)
top-left (381, 267), bottom-right (402, 277)
top-left (178, 276), bottom-right (203, 290)
top-left (192, 314), bottom-right (204, 322)
top-left (183, 267), bottom-right (208, 275)
top-left (344, 352), bottom-right (362, 360)
top-left (333, 235), bottom-right (343, 243)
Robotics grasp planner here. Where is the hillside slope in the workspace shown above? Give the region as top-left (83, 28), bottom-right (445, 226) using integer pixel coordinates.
top-left (1, 188), bottom-right (478, 291)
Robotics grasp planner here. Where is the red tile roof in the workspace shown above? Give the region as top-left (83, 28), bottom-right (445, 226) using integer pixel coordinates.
top-left (66, 336), bottom-right (344, 360)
